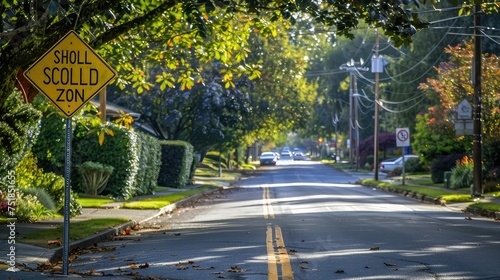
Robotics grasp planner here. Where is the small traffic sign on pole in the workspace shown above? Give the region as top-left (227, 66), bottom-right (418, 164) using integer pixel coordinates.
top-left (24, 30), bottom-right (117, 117)
top-left (23, 30), bottom-right (117, 276)
top-left (396, 128), bottom-right (410, 147)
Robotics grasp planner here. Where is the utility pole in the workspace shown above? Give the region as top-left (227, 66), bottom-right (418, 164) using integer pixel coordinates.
top-left (348, 70), bottom-right (354, 168)
top-left (353, 74), bottom-right (360, 171)
top-left (472, 2), bottom-right (483, 196)
top-left (332, 114), bottom-right (339, 162)
top-left (340, 60), bottom-right (368, 169)
top-left (373, 29), bottom-right (381, 180)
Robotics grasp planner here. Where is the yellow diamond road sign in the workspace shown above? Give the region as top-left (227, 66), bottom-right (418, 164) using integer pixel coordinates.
top-left (24, 30), bottom-right (117, 117)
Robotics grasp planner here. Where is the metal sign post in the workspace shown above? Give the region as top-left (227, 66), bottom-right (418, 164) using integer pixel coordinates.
top-left (396, 128), bottom-right (410, 185)
top-left (23, 30), bottom-right (117, 276)
top-left (62, 118), bottom-right (72, 275)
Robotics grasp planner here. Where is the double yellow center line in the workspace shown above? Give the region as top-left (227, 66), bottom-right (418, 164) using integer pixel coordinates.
top-left (263, 185), bottom-right (275, 219)
top-left (262, 186), bottom-right (294, 280)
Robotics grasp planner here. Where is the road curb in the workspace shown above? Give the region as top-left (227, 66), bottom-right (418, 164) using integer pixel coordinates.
top-left (367, 184), bottom-right (500, 220)
top-left (43, 187), bottom-right (224, 264)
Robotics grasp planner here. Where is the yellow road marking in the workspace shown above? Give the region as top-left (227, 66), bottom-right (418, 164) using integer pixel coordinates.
top-left (263, 186), bottom-right (293, 279)
top-left (275, 226), bottom-right (293, 280)
top-left (267, 226), bottom-right (278, 279)
top-left (262, 186), bottom-right (275, 219)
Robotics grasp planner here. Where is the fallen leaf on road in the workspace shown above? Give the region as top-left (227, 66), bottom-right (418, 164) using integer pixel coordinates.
top-left (139, 262), bottom-right (149, 268)
top-left (299, 262), bottom-right (308, 269)
top-left (47, 240), bottom-right (62, 246)
top-left (175, 260), bottom-right (194, 266)
top-left (228, 265), bottom-right (244, 272)
top-left (127, 263), bottom-right (138, 269)
top-left (194, 266), bottom-right (215, 270)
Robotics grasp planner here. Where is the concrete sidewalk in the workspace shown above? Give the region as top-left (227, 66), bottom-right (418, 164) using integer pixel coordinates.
top-left (1, 182), bottom-right (229, 275)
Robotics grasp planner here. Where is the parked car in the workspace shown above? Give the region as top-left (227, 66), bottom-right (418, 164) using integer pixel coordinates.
top-left (293, 151), bottom-right (306, 160)
top-left (379, 155), bottom-right (419, 173)
top-left (280, 150), bottom-right (293, 160)
top-left (260, 152), bottom-right (277, 165)
top-left (271, 149), bottom-right (280, 159)
top-left (292, 147), bottom-right (302, 155)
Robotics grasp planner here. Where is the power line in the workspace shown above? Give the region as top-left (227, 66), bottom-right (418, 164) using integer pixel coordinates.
top-left (480, 29), bottom-right (500, 45)
top-left (377, 94), bottom-right (427, 113)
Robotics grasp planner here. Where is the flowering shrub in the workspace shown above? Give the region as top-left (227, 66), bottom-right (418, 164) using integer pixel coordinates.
top-left (15, 192), bottom-right (48, 222)
top-left (450, 156), bottom-right (474, 189)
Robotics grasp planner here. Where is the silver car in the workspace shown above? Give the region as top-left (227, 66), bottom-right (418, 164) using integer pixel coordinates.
top-left (260, 152), bottom-right (277, 165)
top-left (379, 155), bottom-right (418, 173)
top-left (293, 151), bottom-right (306, 160)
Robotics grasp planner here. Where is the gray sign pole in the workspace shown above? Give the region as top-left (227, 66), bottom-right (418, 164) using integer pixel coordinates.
top-left (62, 117), bottom-right (72, 275)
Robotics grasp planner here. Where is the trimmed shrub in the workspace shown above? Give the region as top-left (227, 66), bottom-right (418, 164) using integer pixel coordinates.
top-left (430, 153), bottom-right (467, 183)
top-left (135, 133), bottom-right (161, 195)
top-left (158, 141), bottom-right (194, 188)
top-left (79, 161), bottom-right (114, 196)
top-left (72, 123), bottom-right (140, 199)
top-left (31, 103), bottom-right (66, 175)
top-left (189, 153), bottom-right (199, 183)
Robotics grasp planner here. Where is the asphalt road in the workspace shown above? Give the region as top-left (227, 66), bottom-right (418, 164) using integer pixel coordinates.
top-left (33, 161), bottom-right (500, 279)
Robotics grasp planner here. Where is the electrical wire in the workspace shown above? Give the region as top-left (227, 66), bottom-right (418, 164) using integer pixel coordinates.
top-left (376, 94), bottom-right (427, 113)
top-left (428, 15), bottom-right (471, 25)
top-left (380, 92), bottom-right (427, 104)
top-left (480, 29), bottom-right (500, 45)
top-left (374, 19), bottom-right (467, 85)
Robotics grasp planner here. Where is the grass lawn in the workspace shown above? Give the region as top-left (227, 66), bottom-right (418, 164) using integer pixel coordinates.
top-left (361, 179), bottom-right (474, 203)
top-left (19, 218), bottom-right (129, 248)
top-left (77, 197), bottom-right (115, 208)
top-left (469, 202), bottom-right (500, 212)
top-left (122, 186), bottom-right (219, 209)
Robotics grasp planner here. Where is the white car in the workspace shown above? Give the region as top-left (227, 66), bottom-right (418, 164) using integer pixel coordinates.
top-left (379, 155), bottom-right (419, 173)
top-left (293, 151), bottom-right (306, 160)
top-left (260, 152), bottom-right (277, 165)
top-left (280, 150), bottom-right (293, 160)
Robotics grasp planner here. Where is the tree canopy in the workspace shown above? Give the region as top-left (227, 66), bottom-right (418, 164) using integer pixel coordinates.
top-left (1, 0), bottom-right (497, 160)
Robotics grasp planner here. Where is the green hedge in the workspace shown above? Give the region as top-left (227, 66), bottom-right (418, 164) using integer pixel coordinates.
top-left (72, 123), bottom-right (140, 199)
top-left (135, 133), bottom-right (161, 195)
top-left (33, 113), bottom-right (162, 199)
top-left (31, 105), bottom-right (66, 174)
top-left (189, 153), bottom-right (199, 183)
top-left (158, 141), bottom-right (194, 188)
